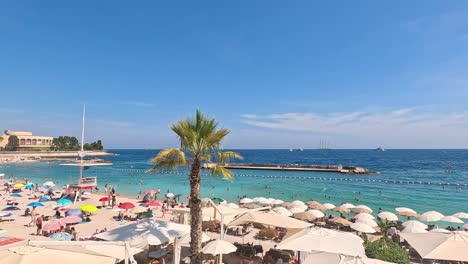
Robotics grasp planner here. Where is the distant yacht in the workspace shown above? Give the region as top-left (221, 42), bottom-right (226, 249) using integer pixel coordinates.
top-left (374, 146), bottom-right (385, 151)
top-left (289, 148), bottom-right (304, 152)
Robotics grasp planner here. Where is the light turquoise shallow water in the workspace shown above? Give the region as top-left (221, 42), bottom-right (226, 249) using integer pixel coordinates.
top-left (1, 149), bottom-right (467, 223)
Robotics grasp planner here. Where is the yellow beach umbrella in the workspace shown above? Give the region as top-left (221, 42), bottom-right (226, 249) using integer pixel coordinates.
top-left (13, 183), bottom-right (25, 188)
top-left (80, 205), bottom-right (98, 213)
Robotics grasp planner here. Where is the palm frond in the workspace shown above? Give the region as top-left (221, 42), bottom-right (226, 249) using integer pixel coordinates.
top-left (217, 151), bottom-right (243, 164)
top-left (146, 148), bottom-right (188, 173)
top-left (209, 164), bottom-right (234, 181)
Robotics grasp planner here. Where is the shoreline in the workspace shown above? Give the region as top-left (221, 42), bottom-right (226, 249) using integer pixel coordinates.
top-left (0, 150), bottom-right (115, 164)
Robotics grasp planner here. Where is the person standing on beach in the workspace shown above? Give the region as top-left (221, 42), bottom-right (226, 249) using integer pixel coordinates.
top-left (28, 206), bottom-right (37, 227)
top-left (36, 215), bottom-right (43, 235)
top-left (104, 184), bottom-right (108, 194)
top-left (111, 194), bottom-right (116, 208)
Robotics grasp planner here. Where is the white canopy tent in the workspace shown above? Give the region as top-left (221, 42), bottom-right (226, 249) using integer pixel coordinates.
top-left (228, 210), bottom-right (313, 230)
top-left (277, 227), bottom-right (365, 257)
top-left (300, 251), bottom-right (394, 264)
top-left (400, 231), bottom-right (468, 262)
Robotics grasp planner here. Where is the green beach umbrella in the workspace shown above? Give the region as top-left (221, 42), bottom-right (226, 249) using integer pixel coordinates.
top-left (211, 197), bottom-right (224, 204)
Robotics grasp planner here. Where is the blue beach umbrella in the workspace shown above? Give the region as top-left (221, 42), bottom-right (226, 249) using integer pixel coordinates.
top-left (49, 232), bottom-right (73, 241)
top-left (57, 198), bottom-right (72, 205)
top-left (65, 208), bottom-right (83, 217)
top-left (25, 183), bottom-right (33, 189)
top-left (27, 202), bottom-right (44, 207)
top-left (39, 195), bottom-right (52, 202)
top-left (10, 193), bottom-right (22, 198)
top-left (2, 206), bottom-right (20, 211)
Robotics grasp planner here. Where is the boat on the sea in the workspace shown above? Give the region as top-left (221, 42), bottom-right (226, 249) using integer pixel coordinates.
top-left (289, 148), bottom-right (303, 152)
top-left (374, 146), bottom-right (385, 151)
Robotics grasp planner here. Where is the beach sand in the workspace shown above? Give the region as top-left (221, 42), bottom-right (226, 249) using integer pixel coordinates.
top-left (0, 180), bottom-right (276, 262)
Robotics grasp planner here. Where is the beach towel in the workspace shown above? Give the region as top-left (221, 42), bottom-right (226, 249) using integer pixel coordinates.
top-left (0, 236), bottom-right (23, 246)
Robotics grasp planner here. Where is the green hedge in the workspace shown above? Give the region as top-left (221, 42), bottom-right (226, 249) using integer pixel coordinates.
top-left (365, 239), bottom-right (410, 264)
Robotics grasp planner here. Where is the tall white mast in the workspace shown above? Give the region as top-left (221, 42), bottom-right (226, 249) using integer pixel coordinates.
top-left (79, 105), bottom-right (86, 181)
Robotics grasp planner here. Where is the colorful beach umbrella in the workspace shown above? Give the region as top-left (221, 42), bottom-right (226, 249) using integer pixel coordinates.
top-left (146, 201), bottom-right (161, 207)
top-left (60, 215), bottom-right (82, 225)
top-left (57, 199), bottom-right (72, 205)
top-left (39, 195), bottom-right (51, 202)
top-left (10, 194), bottom-right (22, 198)
top-left (42, 221), bottom-right (62, 232)
top-left (27, 202), bottom-right (44, 207)
top-left (13, 183), bottom-right (24, 188)
top-left (211, 197), bottom-right (224, 204)
top-left (25, 183), bottom-right (33, 189)
top-left (80, 205), bottom-right (98, 213)
top-left (65, 208), bottom-right (83, 217)
top-left (118, 202), bottom-right (135, 210)
top-left (2, 206), bottom-right (20, 211)
top-left (99, 197), bottom-right (110, 202)
top-left (49, 232), bottom-right (73, 241)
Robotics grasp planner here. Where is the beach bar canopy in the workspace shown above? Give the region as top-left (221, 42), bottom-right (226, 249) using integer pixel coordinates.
top-left (94, 219), bottom-right (209, 246)
top-left (227, 210), bottom-right (313, 229)
top-left (299, 252), bottom-right (393, 264)
top-left (400, 232), bottom-right (468, 262)
top-left (277, 227), bottom-right (365, 257)
top-left (0, 245), bottom-right (117, 264)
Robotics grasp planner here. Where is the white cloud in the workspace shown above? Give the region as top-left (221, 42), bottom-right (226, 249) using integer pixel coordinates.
top-left (240, 108), bottom-right (468, 148)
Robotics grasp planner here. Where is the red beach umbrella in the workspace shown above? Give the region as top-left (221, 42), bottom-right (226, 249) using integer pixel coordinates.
top-left (118, 202), bottom-right (135, 210)
top-left (145, 189), bottom-right (155, 194)
top-left (146, 201), bottom-right (161, 207)
top-left (99, 197), bottom-right (110, 202)
top-left (42, 221), bottom-right (62, 232)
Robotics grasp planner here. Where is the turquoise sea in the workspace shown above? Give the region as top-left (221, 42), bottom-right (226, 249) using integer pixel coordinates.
top-left (1, 149), bottom-right (467, 217)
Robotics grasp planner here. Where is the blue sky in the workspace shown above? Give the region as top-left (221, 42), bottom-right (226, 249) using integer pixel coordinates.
top-left (1, 1), bottom-right (468, 148)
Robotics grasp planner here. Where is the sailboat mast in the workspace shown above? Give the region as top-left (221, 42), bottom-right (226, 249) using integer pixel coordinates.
top-left (79, 105), bottom-right (85, 181)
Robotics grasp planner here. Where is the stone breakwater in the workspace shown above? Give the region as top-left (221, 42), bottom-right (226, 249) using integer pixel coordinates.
top-left (203, 163), bottom-right (378, 174)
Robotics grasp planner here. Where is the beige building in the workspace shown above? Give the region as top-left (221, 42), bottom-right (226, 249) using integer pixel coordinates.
top-left (0, 130), bottom-right (54, 150)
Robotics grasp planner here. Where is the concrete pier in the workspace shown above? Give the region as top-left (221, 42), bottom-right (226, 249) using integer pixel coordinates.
top-left (203, 163), bottom-right (377, 174)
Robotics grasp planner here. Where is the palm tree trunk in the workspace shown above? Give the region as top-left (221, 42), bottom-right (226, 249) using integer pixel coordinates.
top-left (189, 157), bottom-right (203, 264)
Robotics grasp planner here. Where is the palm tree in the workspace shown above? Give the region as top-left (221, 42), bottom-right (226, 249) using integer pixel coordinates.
top-left (147, 110), bottom-right (242, 264)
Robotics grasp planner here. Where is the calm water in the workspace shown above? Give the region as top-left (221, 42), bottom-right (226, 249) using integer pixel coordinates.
top-left (1, 149), bottom-right (467, 216)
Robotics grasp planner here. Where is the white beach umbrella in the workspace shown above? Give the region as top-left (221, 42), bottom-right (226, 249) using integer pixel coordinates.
top-left (226, 203), bottom-right (239, 209)
top-left (253, 197), bottom-right (267, 203)
top-left (307, 209), bottom-right (325, 218)
top-left (377, 212), bottom-right (398, 221)
top-left (440, 216), bottom-right (464, 224)
top-left (239, 198), bottom-right (253, 204)
top-left (272, 199), bottom-right (284, 205)
top-left (298, 204), bottom-right (308, 211)
top-left (43, 181), bottom-right (55, 187)
top-left (165, 192), bottom-right (175, 199)
top-left (201, 239), bottom-right (237, 255)
top-left (401, 221), bottom-right (428, 233)
top-left (402, 220), bottom-right (428, 229)
top-left (323, 203), bottom-right (336, 210)
top-left (351, 223), bottom-right (376, 234)
top-left (292, 200), bottom-right (305, 206)
top-left (396, 207), bottom-right (417, 214)
top-left (277, 227), bottom-right (365, 257)
top-left (354, 213), bottom-right (375, 221)
top-left (429, 228), bottom-right (451, 234)
top-left (420, 211), bottom-right (444, 222)
top-left (273, 207), bottom-right (293, 217)
top-left (341, 203), bottom-right (356, 209)
top-left (356, 218), bottom-right (378, 228)
top-left (453, 212), bottom-right (468, 219)
top-left (289, 207), bottom-right (306, 214)
top-left (355, 205), bottom-right (373, 213)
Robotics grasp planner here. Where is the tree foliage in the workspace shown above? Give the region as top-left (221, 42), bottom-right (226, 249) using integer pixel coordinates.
top-left (147, 110), bottom-right (242, 264)
top-left (5, 135), bottom-right (19, 151)
top-left (365, 239), bottom-right (410, 264)
top-left (83, 140), bottom-right (104, 150)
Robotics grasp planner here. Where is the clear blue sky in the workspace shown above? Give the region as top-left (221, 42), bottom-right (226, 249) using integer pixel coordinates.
top-left (1, 1), bottom-right (468, 148)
